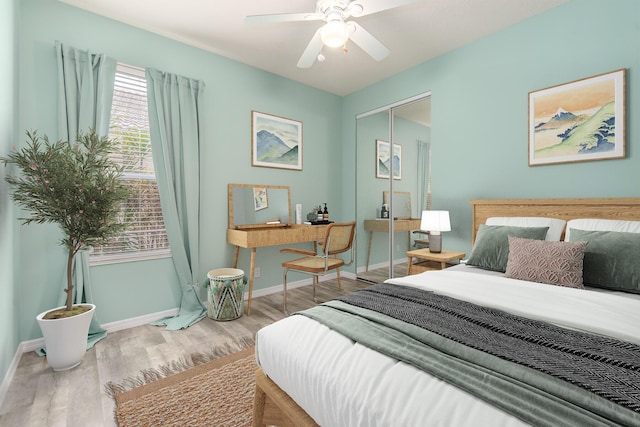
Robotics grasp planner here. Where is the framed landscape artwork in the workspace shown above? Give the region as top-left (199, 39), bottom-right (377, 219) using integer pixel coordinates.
top-left (376, 139), bottom-right (402, 179)
top-left (253, 187), bottom-right (268, 211)
top-left (528, 69), bottom-right (625, 166)
top-left (251, 111), bottom-right (303, 170)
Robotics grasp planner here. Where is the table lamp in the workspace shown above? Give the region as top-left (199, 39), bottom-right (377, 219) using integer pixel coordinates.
top-left (420, 210), bottom-right (451, 253)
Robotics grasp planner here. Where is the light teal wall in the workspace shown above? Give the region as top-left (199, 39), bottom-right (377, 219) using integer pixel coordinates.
top-left (0, 0), bottom-right (19, 395)
top-left (17, 0), bottom-right (343, 338)
top-left (344, 0), bottom-right (640, 256)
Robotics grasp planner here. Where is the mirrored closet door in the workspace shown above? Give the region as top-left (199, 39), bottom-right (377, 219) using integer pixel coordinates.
top-left (355, 94), bottom-right (431, 282)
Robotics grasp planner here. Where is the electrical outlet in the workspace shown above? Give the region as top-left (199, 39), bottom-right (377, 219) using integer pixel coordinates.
top-left (254, 267), bottom-right (261, 278)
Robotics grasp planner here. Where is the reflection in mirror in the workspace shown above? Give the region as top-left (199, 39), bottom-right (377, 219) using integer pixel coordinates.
top-left (383, 191), bottom-right (413, 220)
top-left (228, 184), bottom-right (291, 229)
top-left (356, 95), bottom-right (431, 281)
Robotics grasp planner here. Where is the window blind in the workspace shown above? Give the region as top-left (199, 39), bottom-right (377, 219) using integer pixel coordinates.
top-left (90, 64), bottom-right (170, 263)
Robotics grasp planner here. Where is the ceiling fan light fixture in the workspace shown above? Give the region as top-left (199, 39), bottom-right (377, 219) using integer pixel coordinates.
top-left (347, 3), bottom-right (364, 17)
top-left (320, 20), bottom-right (348, 48)
top-left (246, 0), bottom-right (413, 67)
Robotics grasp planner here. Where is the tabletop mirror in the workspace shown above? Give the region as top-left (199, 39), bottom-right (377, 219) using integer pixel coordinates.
top-left (228, 183), bottom-right (291, 229)
top-left (383, 191), bottom-right (414, 220)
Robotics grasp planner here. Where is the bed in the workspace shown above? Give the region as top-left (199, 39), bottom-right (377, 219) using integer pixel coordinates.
top-left (252, 198), bottom-right (640, 427)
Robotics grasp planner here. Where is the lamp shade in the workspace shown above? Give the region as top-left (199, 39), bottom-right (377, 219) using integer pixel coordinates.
top-left (420, 210), bottom-right (451, 233)
top-left (320, 20), bottom-right (348, 47)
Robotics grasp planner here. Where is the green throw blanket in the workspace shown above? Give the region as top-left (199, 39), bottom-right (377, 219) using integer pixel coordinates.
top-left (296, 283), bottom-right (640, 427)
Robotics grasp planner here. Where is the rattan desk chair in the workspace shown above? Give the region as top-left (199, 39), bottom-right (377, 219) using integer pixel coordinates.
top-left (280, 221), bottom-right (356, 314)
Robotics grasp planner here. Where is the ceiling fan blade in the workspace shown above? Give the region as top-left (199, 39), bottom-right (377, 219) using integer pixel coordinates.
top-left (347, 22), bottom-right (389, 61)
top-left (348, 0), bottom-right (420, 17)
top-left (245, 12), bottom-right (323, 24)
top-left (297, 28), bottom-right (323, 68)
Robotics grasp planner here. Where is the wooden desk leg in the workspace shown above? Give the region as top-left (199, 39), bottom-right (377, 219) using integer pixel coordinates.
top-left (406, 256), bottom-right (413, 276)
top-left (366, 231), bottom-right (373, 272)
top-left (233, 246), bottom-right (240, 268)
top-left (440, 261), bottom-right (446, 270)
top-left (247, 248), bottom-right (256, 316)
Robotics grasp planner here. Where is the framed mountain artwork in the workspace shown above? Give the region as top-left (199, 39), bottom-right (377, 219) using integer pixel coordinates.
top-left (376, 139), bottom-right (402, 179)
top-left (528, 69), bottom-right (625, 166)
top-left (253, 187), bottom-right (268, 211)
top-left (251, 111), bottom-right (303, 170)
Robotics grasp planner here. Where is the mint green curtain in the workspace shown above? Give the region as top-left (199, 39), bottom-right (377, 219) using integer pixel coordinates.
top-left (417, 140), bottom-right (431, 213)
top-left (56, 41), bottom-right (116, 144)
top-left (53, 41), bottom-right (117, 349)
top-left (146, 68), bottom-right (206, 330)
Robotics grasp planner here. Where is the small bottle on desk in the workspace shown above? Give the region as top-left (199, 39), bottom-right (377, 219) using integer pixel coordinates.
top-left (317, 205), bottom-right (323, 222)
top-left (381, 204), bottom-right (389, 218)
top-left (323, 203), bottom-right (329, 221)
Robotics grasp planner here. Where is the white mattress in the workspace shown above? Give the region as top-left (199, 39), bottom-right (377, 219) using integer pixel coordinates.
top-left (255, 267), bottom-right (640, 426)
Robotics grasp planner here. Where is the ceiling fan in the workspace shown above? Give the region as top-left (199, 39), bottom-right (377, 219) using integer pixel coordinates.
top-left (245, 0), bottom-right (419, 68)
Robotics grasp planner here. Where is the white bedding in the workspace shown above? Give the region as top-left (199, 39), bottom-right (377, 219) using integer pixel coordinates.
top-left (389, 268), bottom-right (640, 345)
top-left (255, 267), bottom-right (640, 427)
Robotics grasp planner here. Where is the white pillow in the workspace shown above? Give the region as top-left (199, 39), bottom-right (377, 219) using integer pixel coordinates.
top-left (565, 218), bottom-right (640, 241)
top-left (485, 217), bottom-right (566, 241)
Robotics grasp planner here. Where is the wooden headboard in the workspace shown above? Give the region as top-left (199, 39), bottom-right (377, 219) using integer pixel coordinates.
top-left (470, 198), bottom-right (640, 243)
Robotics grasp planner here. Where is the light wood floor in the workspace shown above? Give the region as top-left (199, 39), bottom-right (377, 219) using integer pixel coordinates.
top-left (0, 273), bottom-right (383, 427)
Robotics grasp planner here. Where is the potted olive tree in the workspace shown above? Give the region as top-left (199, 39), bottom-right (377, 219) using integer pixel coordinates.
top-left (2, 129), bottom-right (130, 370)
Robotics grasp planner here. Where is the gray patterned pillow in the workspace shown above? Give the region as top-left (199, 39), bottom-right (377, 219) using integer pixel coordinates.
top-left (504, 236), bottom-right (587, 288)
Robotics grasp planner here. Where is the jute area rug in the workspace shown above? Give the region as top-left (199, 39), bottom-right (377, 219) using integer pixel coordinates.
top-left (106, 344), bottom-right (256, 427)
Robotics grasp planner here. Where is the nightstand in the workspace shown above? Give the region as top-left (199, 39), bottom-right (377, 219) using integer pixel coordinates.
top-left (406, 248), bottom-right (466, 275)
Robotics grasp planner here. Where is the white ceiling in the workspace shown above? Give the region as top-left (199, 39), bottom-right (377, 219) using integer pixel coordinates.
top-left (58, 0), bottom-right (568, 96)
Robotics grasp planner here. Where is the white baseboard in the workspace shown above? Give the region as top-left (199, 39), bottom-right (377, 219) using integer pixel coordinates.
top-left (357, 261), bottom-right (387, 273)
top-left (0, 341), bottom-right (28, 410)
top-left (246, 270), bottom-right (356, 299)
top-left (19, 336), bottom-right (45, 354)
top-left (356, 258), bottom-right (407, 274)
top-left (100, 308), bottom-right (180, 333)
top-left (16, 308), bottom-right (182, 354)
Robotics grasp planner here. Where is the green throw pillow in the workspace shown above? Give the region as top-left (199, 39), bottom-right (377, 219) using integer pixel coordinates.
top-left (569, 229), bottom-right (640, 294)
top-left (467, 225), bottom-right (549, 272)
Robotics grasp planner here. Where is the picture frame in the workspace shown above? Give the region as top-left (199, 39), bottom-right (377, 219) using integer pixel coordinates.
top-left (528, 69), bottom-right (625, 166)
top-left (376, 139), bottom-right (402, 179)
top-left (251, 111), bottom-right (303, 170)
top-left (253, 187), bottom-right (268, 211)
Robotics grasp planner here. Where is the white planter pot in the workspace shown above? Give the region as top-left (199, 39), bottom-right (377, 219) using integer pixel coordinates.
top-left (36, 304), bottom-right (96, 371)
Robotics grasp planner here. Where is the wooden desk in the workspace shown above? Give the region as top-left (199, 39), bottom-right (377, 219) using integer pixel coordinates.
top-left (363, 218), bottom-right (421, 271)
top-left (227, 224), bottom-right (329, 315)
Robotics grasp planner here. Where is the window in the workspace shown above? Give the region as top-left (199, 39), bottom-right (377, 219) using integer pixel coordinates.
top-left (90, 63), bottom-right (170, 264)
